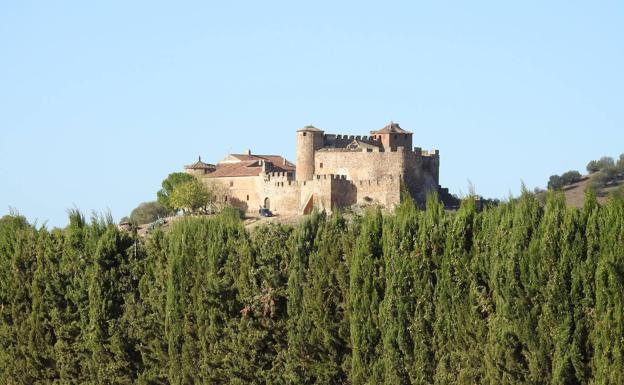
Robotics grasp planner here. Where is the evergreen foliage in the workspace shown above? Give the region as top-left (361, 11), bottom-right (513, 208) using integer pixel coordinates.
top-left (1, 192), bottom-right (624, 384)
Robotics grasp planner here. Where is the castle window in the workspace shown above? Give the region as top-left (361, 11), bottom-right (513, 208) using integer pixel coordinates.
top-left (229, 181), bottom-right (234, 187)
top-left (393, 134), bottom-right (397, 139)
top-left (302, 132), bottom-right (307, 136)
top-left (319, 162), bottom-right (323, 169)
top-left (224, 196), bottom-right (228, 202)
top-left (246, 195), bottom-right (249, 201)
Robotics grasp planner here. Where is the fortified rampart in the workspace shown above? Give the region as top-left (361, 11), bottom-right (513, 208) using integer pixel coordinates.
top-left (186, 121), bottom-right (443, 216)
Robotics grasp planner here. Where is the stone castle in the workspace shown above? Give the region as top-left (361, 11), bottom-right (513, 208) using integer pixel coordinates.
top-left (184, 122), bottom-right (444, 215)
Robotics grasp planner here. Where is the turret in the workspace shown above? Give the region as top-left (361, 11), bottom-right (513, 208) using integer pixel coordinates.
top-left (370, 121), bottom-right (412, 152)
top-left (184, 156), bottom-right (216, 176)
top-left (296, 125), bottom-right (324, 181)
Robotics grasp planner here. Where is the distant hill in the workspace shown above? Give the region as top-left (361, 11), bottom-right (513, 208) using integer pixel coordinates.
top-left (560, 173), bottom-right (624, 208)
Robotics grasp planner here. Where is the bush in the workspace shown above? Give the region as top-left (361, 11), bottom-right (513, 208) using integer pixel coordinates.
top-left (128, 201), bottom-right (169, 225)
top-left (587, 157), bottom-right (615, 173)
top-left (547, 175), bottom-right (563, 190)
top-left (561, 170), bottom-right (582, 184)
top-left (547, 170), bottom-right (581, 190)
top-left (590, 171), bottom-right (612, 189)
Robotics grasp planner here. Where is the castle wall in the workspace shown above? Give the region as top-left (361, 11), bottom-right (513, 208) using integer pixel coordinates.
top-left (314, 148), bottom-right (406, 180)
top-left (190, 127), bottom-right (442, 217)
top-left (352, 176), bottom-right (401, 207)
top-left (201, 176), bottom-right (260, 213)
top-left (257, 174), bottom-right (301, 215)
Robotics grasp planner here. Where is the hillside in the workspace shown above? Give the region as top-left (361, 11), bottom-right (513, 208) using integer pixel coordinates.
top-left (561, 173), bottom-right (624, 207)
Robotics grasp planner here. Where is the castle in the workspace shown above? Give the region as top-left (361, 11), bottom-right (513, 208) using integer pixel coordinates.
top-left (184, 122), bottom-right (443, 215)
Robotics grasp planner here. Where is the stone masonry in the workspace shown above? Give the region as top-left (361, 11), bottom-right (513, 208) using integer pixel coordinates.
top-left (184, 122), bottom-right (441, 216)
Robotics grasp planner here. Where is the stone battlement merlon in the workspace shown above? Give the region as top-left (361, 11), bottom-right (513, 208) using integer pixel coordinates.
top-left (317, 145), bottom-right (409, 153)
top-left (413, 147), bottom-right (439, 157)
top-left (313, 174), bottom-right (348, 180)
top-left (324, 133), bottom-right (380, 143)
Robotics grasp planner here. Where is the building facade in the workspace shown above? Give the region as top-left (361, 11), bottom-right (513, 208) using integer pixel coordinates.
top-left (185, 122), bottom-right (442, 215)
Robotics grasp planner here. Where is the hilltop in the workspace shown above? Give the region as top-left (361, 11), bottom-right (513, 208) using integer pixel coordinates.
top-left (560, 173), bottom-right (624, 208)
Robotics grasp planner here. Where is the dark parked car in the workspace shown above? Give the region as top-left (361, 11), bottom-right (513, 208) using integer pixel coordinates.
top-left (259, 208), bottom-right (274, 217)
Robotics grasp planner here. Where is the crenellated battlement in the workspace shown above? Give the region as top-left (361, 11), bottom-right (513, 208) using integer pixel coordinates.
top-left (324, 133), bottom-right (379, 142)
top-left (186, 122), bottom-right (442, 216)
top-left (413, 147), bottom-right (440, 157)
top-left (264, 171), bottom-right (293, 178)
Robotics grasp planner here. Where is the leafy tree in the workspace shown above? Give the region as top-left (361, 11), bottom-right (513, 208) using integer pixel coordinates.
top-left (157, 172), bottom-right (195, 211)
top-left (548, 170), bottom-right (581, 190)
top-left (547, 175), bottom-right (563, 190)
top-left (128, 201), bottom-right (168, 225)
top-left (168, 179), bottom-right (213, 214)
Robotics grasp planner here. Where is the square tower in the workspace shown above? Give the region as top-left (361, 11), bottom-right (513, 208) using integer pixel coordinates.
top-left (370, 121), bottom-right (413, 152)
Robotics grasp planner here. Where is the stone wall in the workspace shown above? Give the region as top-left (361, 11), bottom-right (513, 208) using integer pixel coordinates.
top-left (352, 176), bottom-right (401, 207)
top-left (314, 147), bottom-right (407, 180)
top-left (201, 176), bottom-right (259, 214)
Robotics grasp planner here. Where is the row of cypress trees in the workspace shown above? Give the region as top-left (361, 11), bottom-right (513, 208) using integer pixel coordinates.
top-left (0, 191), bottom-right (623, 384)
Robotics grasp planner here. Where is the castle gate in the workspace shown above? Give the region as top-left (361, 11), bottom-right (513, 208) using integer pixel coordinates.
top-left (264, 197), bottom-right (270, 210)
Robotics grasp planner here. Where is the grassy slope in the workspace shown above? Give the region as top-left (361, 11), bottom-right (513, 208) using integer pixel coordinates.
top-left (562, 173), bottom-right (623, 208)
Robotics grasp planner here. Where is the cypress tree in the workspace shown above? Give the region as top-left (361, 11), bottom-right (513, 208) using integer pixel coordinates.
top-left (350, 208), bottom-right (384, 385)
top-left (485, 191), bottom-right (542, 385)
top-left (284, 211), bottom-right (323, 384)
top-left (379, 195), bottom-right (420, 385)
top-left (86, 219), bottom-right (138, 384)
top-left (592, 195), bottom-right (624, 385)
top-left (409, 193), bottom-right (447, 385)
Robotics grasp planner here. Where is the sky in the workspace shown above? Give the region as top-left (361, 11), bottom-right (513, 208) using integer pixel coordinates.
top-left (1, 0), bottom-right (623, 227)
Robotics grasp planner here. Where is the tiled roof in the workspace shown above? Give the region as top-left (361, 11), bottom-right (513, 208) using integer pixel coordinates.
top-left (184, 156), bottom-right (216, 169)
top-left (208, 155), bottom-right (295, 178)
top-left (207, 161), bottom-right (264, 178)
top-left (370, 121), bottom-right (412, 134)
top-left (223, 154), bottom-right (295, 171)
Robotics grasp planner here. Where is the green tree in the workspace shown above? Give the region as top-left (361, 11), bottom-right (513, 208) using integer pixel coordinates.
top-left (128, 201), bottom-right (168, 225)
top-left (350, 209), bottom-right (384, 385)
top-left (169, 179), bottom-right (213, 214)
top-left (157, 172), bottom-right (195, 211)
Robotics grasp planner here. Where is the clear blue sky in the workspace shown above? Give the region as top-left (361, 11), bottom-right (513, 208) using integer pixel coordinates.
top-left (1, 1), bottom-right (623, 227)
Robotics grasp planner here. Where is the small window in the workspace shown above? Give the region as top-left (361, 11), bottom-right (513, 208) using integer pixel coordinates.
top-left (319, 162), bottom-right (323, 169)
top-left (393, 134), bottom-right (397, 139)
top-left (224, 196), bottom-right (228, 202)
top-left (246, 195), bottom-right (249, 201)
top-left (229, 181), bottom-right (234, 187)
top-left (303, 132), bottom-right (307, 136)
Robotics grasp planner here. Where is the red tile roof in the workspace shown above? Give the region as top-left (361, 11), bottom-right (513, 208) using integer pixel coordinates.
top-left (225, 154), bottom-right (295, 169)
top-left (184, 156), bottom-right (216, 170)
top-left (207, 154), bottom-right (295, 178)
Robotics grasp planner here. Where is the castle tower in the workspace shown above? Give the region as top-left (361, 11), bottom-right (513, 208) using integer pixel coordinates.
top-left (296, 125), bottom-right (324, 181)
top-left (370, 121), bottom-right (413, 152)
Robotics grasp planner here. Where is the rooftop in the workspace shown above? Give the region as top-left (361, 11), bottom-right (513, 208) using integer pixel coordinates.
top-left (184, 156), bottom-right (216, 170)
top-left (297, 124), bottom-right (324, 133)
top-left (370, 121), bottom-right (412, 135)
top-left (206, 153), bottom-right (295, 178)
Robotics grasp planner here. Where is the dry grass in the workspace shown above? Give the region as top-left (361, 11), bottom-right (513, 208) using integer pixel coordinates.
top-left (561, 173), bottom-right (622, 208)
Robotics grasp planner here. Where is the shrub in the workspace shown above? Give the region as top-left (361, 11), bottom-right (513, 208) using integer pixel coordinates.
top-left (547, 175), bottom-right (563, 190)
top-left (128, 201), bottom-right (169, 225)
